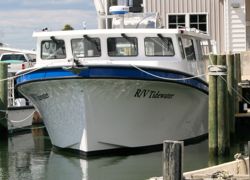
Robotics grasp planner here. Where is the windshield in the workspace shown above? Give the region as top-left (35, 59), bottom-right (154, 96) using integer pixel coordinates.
top-left (41, 39), bottom-right (66, 59)
top-left (107, 37), bottom-right (138, 57)
top-left (71, 37), bottom-right (101, 58)
top-left (144, 37), bottom-right (175, 56)
top-left (1, 54), bottom-right (27, 61)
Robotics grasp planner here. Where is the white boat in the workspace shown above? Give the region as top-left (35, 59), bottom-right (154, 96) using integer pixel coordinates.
top-left (7, 78), bottom-right (37, 133)
top-left (15, 4), bottom-right (211, 156)
top-left (0, 50), bottom-right (39, 133)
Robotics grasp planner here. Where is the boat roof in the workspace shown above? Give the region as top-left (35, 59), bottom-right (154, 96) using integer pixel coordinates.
top-left (33, 28), bottom-right (210, 40)
top-left (0, 47), bottom-right (36, 55)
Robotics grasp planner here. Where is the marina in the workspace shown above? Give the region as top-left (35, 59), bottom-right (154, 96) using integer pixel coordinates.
top-left (2, 0), bottom-right (250, 179)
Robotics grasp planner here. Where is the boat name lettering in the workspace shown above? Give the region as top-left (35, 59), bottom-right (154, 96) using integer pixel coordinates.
top-left (31, 93), bottom-right (49, 101)
top-left (134, 89), bottom-right (174, 99)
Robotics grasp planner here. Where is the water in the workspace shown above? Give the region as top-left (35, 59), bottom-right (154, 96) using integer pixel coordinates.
top-left (0, 127), bottom-right (249, 180)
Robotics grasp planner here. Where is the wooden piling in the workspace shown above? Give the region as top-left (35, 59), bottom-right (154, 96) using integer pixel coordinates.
top-left (217, 55), bottom-right (230, 156)
top-left (0, 140), bottom-right (8, 180)
top-left (163, 141), bottom-right (183, 180)
top-left (208, 54), bottom-right (218, 156)
top-left (248, 141), bottom-right (250, 177)
top-left (0, 63), bottom-right (8, 140)
top-left (226, 54), bottom-right (235, 135)
top-left (234, 53), bottom-right (241, 114)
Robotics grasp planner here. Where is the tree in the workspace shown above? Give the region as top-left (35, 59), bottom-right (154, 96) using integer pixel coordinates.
top-left (62, 24), bottom-right (74, 31)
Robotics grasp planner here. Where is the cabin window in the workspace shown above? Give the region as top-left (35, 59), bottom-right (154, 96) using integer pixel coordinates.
top-left (144, 37), bottom-right (175, 56)
top-left (178, 37), bottom-right (185, 59)
top-left (41, 40), bottom-right (66, 59)
top-left (107, 37), bottom-right (138, 57)
top-left (198, 40), bottom-right (210, 61)
top-left (182, 38), bottom-right (196, 61)
top-left (71, 37), bottom-right (101, 58)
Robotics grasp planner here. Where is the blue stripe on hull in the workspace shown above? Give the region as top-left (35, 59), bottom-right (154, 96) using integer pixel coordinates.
top-left (16, 66), bottom-right (208, 93)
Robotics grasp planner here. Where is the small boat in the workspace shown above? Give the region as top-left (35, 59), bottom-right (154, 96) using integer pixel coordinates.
top-left (183, 155), bottom-right (249, 180)
top-left (0, 51), bottom-right (39, 133)
top-left (15, 4), bottom-right (211, 156)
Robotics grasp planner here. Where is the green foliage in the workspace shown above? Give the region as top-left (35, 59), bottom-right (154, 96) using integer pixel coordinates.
top-left (62, 24), bottom-right (74, 31)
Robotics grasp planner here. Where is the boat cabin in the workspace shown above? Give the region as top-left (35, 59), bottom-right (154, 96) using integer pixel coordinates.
top-left (33, 28), bottom-right (211, 75)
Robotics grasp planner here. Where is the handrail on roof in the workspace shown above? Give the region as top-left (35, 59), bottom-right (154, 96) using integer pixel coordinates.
top-left (177, 26), bottom-right (207, 35)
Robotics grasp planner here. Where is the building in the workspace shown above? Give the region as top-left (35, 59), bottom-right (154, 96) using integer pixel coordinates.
top-left (143, 0), bottom-right (248, 54)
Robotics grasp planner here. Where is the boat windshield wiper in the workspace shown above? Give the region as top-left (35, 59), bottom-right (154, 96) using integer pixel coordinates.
top-left (157, 33), bottom-right (170, 43)
top-left (83, 35), bottom-right (101, 52)
top-left (121, 33), bottom-right (136, 46)
top-left (157, 33), bottom-right (172, 51)
top-left (50, 36), bottom-right (65, 49)
top-left (50, 36), bottom-right (60, 45)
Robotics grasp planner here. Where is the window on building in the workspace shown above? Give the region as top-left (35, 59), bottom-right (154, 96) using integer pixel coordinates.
top-left (168, 15), bottom-right (185, 29)
top-left (168, 14), bottom-right (208, 33)
top-left (144, 37), bottom-right (175, 56)
top-left (190, 14), bottom-right (207, 32)
top-left (107, 37), bottom-right (138, 57)
top-left (71, 37), bottom-right (101, 58)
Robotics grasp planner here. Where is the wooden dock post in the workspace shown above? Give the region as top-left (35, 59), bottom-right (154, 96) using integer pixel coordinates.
top-left (226, 54), bottom-right (235, 135)
top-left (163, 140), bottom-right (183, 180)
top-left (0, 140), bottom-right (8, 180)
top-left (248, 141), bottom-right (250, 177)
top-left (0, 63), bottom-right (8, 140)
top-left (234, 53), bottom-right (241, 114)
top-left (208, 54), bottom-right (218, 156)
top-left (227, 54), bottom-right (235, 135)
top-left (217, 55), bottom-right (230, 156)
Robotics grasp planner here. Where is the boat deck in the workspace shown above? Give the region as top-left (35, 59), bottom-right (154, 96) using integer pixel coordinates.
top-left (235, 112), bottom-right (250, 118)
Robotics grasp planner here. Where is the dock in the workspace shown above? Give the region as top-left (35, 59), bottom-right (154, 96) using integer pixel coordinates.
top-left (148, 141), bottom-right (250, 180)
top-left (149, 156), bottom-right (249, 179)
top-left (183, 156), bottom-right (249, 180)
top-left (236, 112), bottom-right (250, 118)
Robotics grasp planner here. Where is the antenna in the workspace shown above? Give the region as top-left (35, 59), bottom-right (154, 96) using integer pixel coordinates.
top-left (82, 21), bottom-right (86, 30)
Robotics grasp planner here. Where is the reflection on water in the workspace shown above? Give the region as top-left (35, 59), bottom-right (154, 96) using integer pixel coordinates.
top-left (0, 140), bottom-right (8, 180)
top-left (47, 141), bottom-right (208, 180)
top-left (47, 151), bottom-right (162, 180)
top-left (0, 127), bottom-right (51, 180)
top-left (0, 127), bottom-right (249, 180)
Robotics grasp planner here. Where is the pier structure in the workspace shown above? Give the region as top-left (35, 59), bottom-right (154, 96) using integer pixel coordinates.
top-left (208, 53), bottom-right (241, 156)
top-left (150, 141), bottom-right (250, 180)
top-left (0, 63), bottom-right (8, 140)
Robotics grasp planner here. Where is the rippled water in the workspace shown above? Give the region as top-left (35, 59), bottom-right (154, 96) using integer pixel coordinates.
top-left (0, 126), bottom-right (249, 180)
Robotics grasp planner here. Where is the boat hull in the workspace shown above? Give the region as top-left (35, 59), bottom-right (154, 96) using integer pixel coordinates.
top-left (8, 106), bottom-right (35, 133)
top-left (17, 77), bottom-right (208, 154)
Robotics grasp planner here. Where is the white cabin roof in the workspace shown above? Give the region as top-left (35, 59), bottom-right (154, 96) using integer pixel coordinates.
top-left (33, 28), bottom-right (210, 40)
top-left (0, 46), bottom-right (36, 55)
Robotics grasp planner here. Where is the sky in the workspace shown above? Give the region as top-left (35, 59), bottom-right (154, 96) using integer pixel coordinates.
top-left (0, 0), bottom-right (98, 50)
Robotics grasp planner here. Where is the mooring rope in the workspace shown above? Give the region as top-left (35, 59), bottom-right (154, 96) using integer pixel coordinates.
top-left (234, 153), bottom-right (248, 175)
top-left (130, 63), bottom-right (207, 81)
top-left (0, 61), bottom-right (56, 82)
top-left (211, 170), bottom-right (233, 179)
top-left (8, 111), bottom-right (35, 123)
top-left (208, 54), bottom-right (250, 105)
top-left (15, 125), bottom-right (46, 131)
top-left (220, 75), bottom-right (250, 105)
